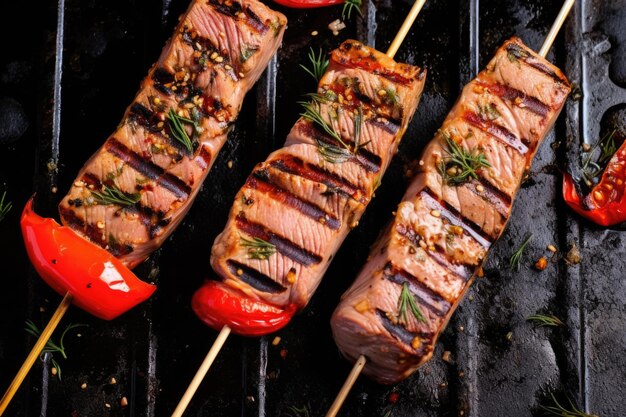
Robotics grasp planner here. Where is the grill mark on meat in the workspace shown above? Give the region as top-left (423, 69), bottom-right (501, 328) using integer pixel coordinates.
top-left (477, 81), bottom-right (550, 118)
top-left (301, 122), bottom-right (382, 173)
top-left (236, 214), bottom-right (323, 266)
top-left (464, 178), bottom-right (511, 218)
top-left (369, 117), bottom-right (400, 135)
top-left (505, 43), bottom-right (566, 85)
top-left (395, 223), bottom-right (473, 281)
top-left (421, 188), bottom-right (493, 248)
top-left (195, 146), bottom-right (213, 170)
top-left (336, 41), bottom-right (426, 85)
top-left (127, 103), bottom-right (195, 156)
top-left (376, 310), bottom-right (433, 353)
top-left (106, 138), bottom-right (191, 200)
top-left (180, 27), bottom-right (240, 79)
top-left (81, 173), bottom-right (103, 189)
top-left (383, 263), bottom-right (452, 317)
top-left (462, 111), bottom-right (529, 154)
top-left (247, 171), bottom-right (341, 230)
top-left (59, 207), bottom-right (134, 257)
top-left (152, 68), bottom-right (175, 95)
top-left (270, 155), bottom-right (368, 204)
top-left (226, 260), bottom-right (287, 293)
top-left (207, 0), bottom-right (269, 35)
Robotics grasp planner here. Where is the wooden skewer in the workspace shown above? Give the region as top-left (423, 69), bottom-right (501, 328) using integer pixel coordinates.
top-left (325, 355), bottom-right (366, 417)
top-left (171, 325), bottom-right (231, 417)
top-left (0, 292), bottom-right (73, 415)
top-left (385, 0), bottom-right (427, 59)
top-left (324, 1), bottom-right (575, 416)
top-left (538, 0), bottom-right (575, 58)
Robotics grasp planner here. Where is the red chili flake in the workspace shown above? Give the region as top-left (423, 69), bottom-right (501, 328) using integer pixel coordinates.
top-left (388, 392), bottom-right (399, 404)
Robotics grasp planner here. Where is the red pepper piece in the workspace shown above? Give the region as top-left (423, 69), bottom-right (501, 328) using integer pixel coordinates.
top-left (21, 197), bottom-right (156, 320)
top-left (271, 0), bottom-right (344, 8)
top-left (192, 280), bottom-right (296, 336)
top-left (563, 139), bottom-right (626, 226)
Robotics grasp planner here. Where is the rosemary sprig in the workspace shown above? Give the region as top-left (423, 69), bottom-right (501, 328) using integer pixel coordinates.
top-left (91, 185), bottom-right (141, 207)
top-left (439, 133), bottom-right (491, 185)
top-left (397, 282), bottom-right (427, 326)
top-left (300, 99), bottom-right (343, 143)
top-left (25, 320), bottom-right (86, 381)
top-left (299, 48), bottom-right (329, 83)
top-left (0, 191), bottom-right (12, 223)
top-left (342, 0), bottom-right (363, 20)
top-left (315, 139), bottom-right (352, 164)
top-left (240, 43), bottom-right (259, 63)
top-left (240, 236), bottom-right (276, 260)
top-left (283, 405), bottom-right (311, 417)
top-left (509, 234), bottom-right (533, 271)
top-left (528, 314), bottom-right (564, 327)
top-left (581, 129), bottom-right (617, 185)
top-left (167, 108), bottom-right (194, 153)
top-left (540, 394), bottom-right (598, 417)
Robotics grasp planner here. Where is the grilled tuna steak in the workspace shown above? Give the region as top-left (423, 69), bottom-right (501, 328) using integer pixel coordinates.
top-left (331, 37), bottom-right (571, 385)
top-left (211, 40), bottom-right (426, 310)
top-left (59, 0), bottom-right (287, 268)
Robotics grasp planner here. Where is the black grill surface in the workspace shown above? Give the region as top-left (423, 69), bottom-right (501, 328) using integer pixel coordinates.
top-left (0, 0), bottom-right (625, 416)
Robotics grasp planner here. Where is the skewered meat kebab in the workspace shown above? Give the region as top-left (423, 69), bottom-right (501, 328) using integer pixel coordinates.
top-left (2, 0), bottom-right (286, 412)
top-left (173, 2), bottom-right (428, 414)
top-left (330, 0), bottom-right (573, 395)
top-left (196, 40), bottom-right (426, 332)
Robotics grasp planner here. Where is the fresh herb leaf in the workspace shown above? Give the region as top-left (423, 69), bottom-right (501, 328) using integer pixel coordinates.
top-left (51, 357), bottom-right (62, 380)
top-left (91, 185), bottom-right (141, 207)
top-left (240, 44), bottom-right (259, 63)
top-left (509, 234), bottom-right (533, 271)
top-left (540, 394), bottom-right (598, 417)
top-left (315, 139), bottom-right (352, 164)
top-left (300, 99), bottom-right (343, 144)
top-left (342, 0), bottom-right (363, 20)
top-left (240, 236), bottom-right (276, 260)
top-left (439, 132), bottom-right (491, 185)
top-left (167, 108), bottom-right (194, 153)
top-left (528, 314), bottom-right (564, 327)
top-left (25, 321), bottom-right (87, 381)
top-left (283, 405), bottom-right (311, 417)
top-left (478, 102), bottom-right (501, 120)
top-left (581, 129), bottom-right (618, 185)
top-left (397, 282), bottom-right (427, 326)
top-left (380, 85), bottom-right (400, 107)
top-left (0, 191), bottom-right (12, 223)
top-left (299, 48), bottom-right (329, 83)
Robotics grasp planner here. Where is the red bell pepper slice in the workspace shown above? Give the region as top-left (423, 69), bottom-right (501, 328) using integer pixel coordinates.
top-left (271, 0), bottom-right (344, 8)
top-left (563, 140), bottom-right (626, 226)
top-left (21, 197), bottom-right (156, 320)
top-left (192, 280), bottom-right (296, 336)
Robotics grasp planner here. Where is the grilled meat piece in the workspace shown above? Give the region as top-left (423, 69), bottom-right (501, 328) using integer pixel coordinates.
top-left (211, 40), bottom-right (426, 310)
top-left (59, 0), bottom-right (287, 268)
top-left (331, 37), bottom-right (571, 385)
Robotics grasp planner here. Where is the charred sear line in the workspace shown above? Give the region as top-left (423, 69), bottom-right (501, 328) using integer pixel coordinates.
top-left (376, 309), bottom-right (432, 353)
top-left (207, 0), bottom-right (269, 34)
top-left (81, 173), bottom-right (103, 189)
top-left (270, 155), bottom-right (367, 204)
top-left (383, 263), bottom-right (451, 317)
top-left (226, 260), bottom-right (286, 293)
top-left (59, 207), bottom-right (134, 257)
top-left (463, 111), bottom-right (529, 153)
top-left (248, 172), bottom-right (341, 230)
top-left (480, 81), bottom-right (550, 118)
top-left (395, 224), bottom-right (473, 281)
top-left (134, 205), bottom-right (170, 239)
top-left (421, 188), bottom-right (493, 248)
top-left (106, 138), bottom-right (191, 200)
top-left (127, 103), bottom-right (192, 156)
top-left (466, 178), bottom-right (511, 218)
top-left (309, 128), bottom-right (382, 173)
top-left (505, 43), bottom-right (566, 85)
top-left (235, 214), bottom-right (323, 266)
